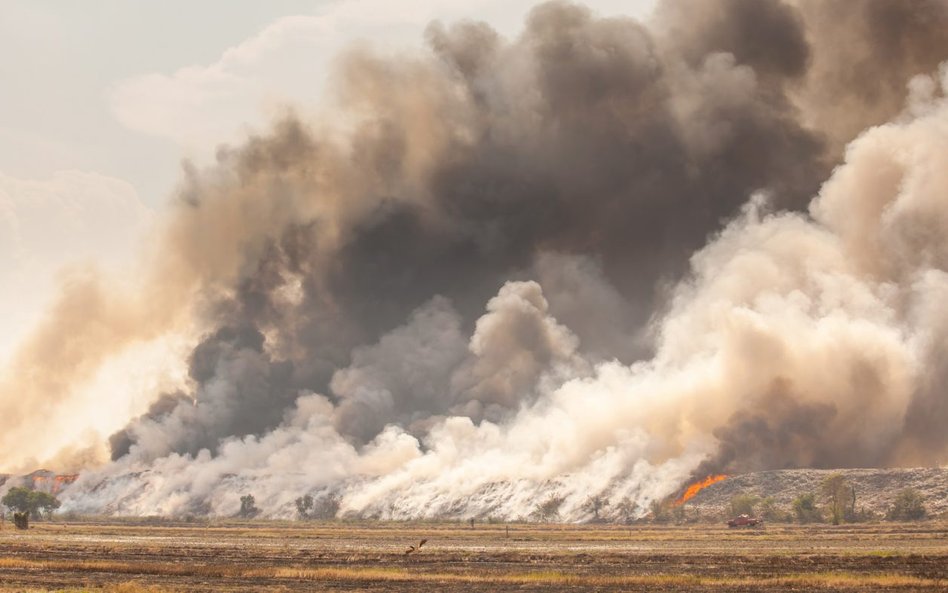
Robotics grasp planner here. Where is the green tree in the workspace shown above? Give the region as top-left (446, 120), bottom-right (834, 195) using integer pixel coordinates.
top-left (313, 493), bottom-right (341, 519)
top-left (614, 497), bottom-right (636, 524)
top-left (1, 487), bottom-right (61, 520)
top-left (238, 494), bottom-right (259, 518)
top-left (295, 495), bottom-right (314, 520)
top-left (532, 494), bottom-right (564, 522)
top-left (821, 473), bottom-right (849, 525)
top-left (584, 495), bottom-right (608, 521)
top-left (2, 487), bottom-right (31, 515)
top-left (728, 494), bottom-right (760, 517)
top-left (887, 489), bottom-right (927, 521)
top-left (792, 493), bottom-right (823, 524)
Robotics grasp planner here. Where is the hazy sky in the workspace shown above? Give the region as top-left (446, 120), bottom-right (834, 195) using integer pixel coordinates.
top-left (0, 0), bottom-right (655, 362)
top-left (2, 0), bottom-right (655, 205)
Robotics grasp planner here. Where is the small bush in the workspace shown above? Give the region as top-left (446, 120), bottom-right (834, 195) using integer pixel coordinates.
top-left (792, 493), bottom-right (823, 524)
top-left (614, 497), bottom-right (636, 524)
top-left (238, 494), bottom-right (259, 519)
top-left (649, 500), bottom-right (671, 523)
top-left (887, 488), bottom-right (927, 521)
top-left (295, 495), bottom-right (314, 519)
top-left (759, 497), bottom-right (792, 522)
top-left (584, 495), bottom-right (608, 521)
top-left (532, 494), bottom-right (565, 522)
top-left (313, 493), bottom-right (341, 519)
top-left (728, 494), bottom-right (760, 517)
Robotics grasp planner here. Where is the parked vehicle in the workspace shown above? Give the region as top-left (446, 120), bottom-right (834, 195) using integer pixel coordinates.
top-left (727, 514), bottom-right (762, 528)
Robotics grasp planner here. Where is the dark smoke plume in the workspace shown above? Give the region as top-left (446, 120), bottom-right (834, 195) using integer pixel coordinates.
top-left (114, 0), bottom-right (840, 458)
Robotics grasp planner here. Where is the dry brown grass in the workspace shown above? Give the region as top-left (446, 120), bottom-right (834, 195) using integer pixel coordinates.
top-left (0, 556), bottom-right (945, 589)
top-left (2, 521), bottom-right (946, 592)
top-left (0, 583), bottom-right (176, 593)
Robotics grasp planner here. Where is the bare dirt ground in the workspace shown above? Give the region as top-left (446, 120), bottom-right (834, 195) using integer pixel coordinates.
top-left (1, 520), bottom-right (946, 592)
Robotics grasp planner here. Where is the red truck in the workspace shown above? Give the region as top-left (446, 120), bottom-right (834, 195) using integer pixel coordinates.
top-left (727, 514), bottom-right (762, 528)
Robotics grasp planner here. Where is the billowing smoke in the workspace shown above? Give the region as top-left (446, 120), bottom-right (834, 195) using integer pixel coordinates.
top-left (2, 0), bottom-right (947, 520)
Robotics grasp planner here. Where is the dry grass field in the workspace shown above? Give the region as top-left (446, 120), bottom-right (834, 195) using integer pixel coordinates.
top-left (0, 520), bottom-right (946, 592)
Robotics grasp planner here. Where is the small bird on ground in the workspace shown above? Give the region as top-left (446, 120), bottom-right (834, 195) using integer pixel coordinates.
top-left (404, 538), bottom-right (428, 555)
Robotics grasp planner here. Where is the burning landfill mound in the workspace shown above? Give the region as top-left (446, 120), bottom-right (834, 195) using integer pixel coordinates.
top-left (672, 475), bottom-right (729, 508)
top-left (1, 0), bottom-right (948, 521)
top-left (0, 471), bottom-right (78, 496)
top-left (680, 467), bottom-right (948, 518)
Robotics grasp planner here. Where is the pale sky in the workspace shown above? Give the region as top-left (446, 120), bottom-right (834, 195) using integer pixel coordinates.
top-left (0, 0), bottom-right (655, 363)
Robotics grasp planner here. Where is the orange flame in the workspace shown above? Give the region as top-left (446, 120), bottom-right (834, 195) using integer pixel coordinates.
top-left (672, 474), bottom-right (728, 506)
top-left (30, 474), bottom-right (79, 495)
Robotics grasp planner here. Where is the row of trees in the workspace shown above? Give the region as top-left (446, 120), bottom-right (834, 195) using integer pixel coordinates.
top-left (235, 491), bottom-right (642, 522)
top-left (539, 474), bottom-right (933, 524)
top-left (12, 480), bottom-right (920, 524)
top-left (723, 474), bottom-right (928, 524)
top-left (531, 494), bottom-right (623, 523)
top-left (477, 474), bottom-right (934, 524)
top-left (295, 493), bottom-right (341, 520)
top-left (234, 493), bottom-right (343, 520)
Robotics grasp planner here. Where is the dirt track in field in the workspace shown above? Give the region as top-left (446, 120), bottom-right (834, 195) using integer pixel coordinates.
top-left (1, 521), bottom-right (947, 591)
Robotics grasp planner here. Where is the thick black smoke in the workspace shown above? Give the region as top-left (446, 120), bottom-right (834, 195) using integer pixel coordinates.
top-left (107, 0), bottom-right (948, 480)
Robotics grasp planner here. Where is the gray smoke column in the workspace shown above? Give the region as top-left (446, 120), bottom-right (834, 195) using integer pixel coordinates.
top-left (2, 0), bottom-right (947, 519)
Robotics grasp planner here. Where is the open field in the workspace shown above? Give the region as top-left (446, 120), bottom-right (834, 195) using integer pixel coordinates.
top-left (1, 520), bottom-right (947, 592)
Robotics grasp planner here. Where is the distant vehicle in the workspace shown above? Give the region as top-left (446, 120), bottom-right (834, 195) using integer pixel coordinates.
top-left (727, 514), bottom-right (762, 528)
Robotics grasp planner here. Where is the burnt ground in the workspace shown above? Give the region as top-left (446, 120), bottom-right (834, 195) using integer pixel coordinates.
top-left (0, 520), bottom-right (946, 592)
